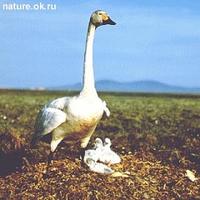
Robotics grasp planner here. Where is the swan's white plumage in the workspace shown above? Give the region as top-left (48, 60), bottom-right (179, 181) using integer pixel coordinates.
top-left (84, 149), bottom-right (98, 163)
top-left (99, 138), bottom-right (121, 164)
top-left (34, 107), bottom-right (67, 137)
top-left (84, 138), bottom-right (103, 163)
top-left (46, 97), bottom-right (71, 110)
top-left (86, 158), bottom-right (114, 174)
top-left (94, 138), bottom-right (103, 149)
top-left (34, 94), bottom-right (105, 149)
top-left (83, 138), bottom-right (121, 174)
top-left (32, 10), bottom-right (115, 156)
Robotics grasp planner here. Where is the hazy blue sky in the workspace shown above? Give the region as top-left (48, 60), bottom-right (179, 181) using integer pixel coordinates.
top-left (0, 0), bottom-right (200, 88)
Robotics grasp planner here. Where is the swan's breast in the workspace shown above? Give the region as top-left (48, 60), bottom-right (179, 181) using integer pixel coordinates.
top-left (68, 96), bottom-right (104, 122)
top-left (53, 96), bottom-right (104, 140)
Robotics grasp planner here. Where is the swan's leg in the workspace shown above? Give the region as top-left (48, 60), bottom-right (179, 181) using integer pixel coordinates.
top-left (80, 135), bottom-right (92, 161)
top-left (80, 137), bottom-right (90, 149)
top-left (48, 151), bottom-right (54, 166)
top-left (80, 135), bottom-right (91, 164)
top-left (80, 126), bottom-right (97, 149)
top-left (44, 137), bottom-right (63, 177)
top-left (80, 147), bottom-right (86, 160)
top-left (80, 126), bottom-right (97, 165)
top-left (45, 150), bottom-right (54, 175)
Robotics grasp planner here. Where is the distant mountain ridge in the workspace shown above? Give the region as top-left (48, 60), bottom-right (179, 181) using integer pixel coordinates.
top-left (50, 80), bottom-right (200, 94)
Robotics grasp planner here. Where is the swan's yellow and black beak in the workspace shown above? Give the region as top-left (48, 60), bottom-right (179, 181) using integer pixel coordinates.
top-left (103, 17), bottom-right (116, 25)
top-left (102, 17), bottom-right (116, 25)
top-left (102, 14), bottom-right (116, 25)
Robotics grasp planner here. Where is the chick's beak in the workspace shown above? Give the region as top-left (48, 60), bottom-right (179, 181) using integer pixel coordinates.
top-left (103, 17), bottom-right (116, 25)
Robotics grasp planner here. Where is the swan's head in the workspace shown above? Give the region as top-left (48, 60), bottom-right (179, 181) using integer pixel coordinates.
top-left (90, 10), bottom-right (116, 27)
top-left (104, 138), bottom-right (111, 147)
top-left (94, 138), bottom-right (103, 148)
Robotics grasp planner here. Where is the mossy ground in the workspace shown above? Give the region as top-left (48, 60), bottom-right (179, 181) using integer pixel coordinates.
top-left (0, 90), bottom-right (199, 199)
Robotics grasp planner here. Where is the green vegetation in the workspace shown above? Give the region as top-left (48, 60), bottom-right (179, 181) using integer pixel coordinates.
top-left (1, 90), bottom-right (200, 139)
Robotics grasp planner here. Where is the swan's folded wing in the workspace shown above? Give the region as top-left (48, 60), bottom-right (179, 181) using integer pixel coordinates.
top-left (47, 97), bottom-right (71, 111)
top-left (34, 107), bottom-right (67, 136)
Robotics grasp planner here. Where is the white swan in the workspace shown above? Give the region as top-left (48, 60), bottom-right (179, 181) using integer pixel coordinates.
top-left (83, 138), bottom-right (103, 163)
top-left (99, 138), bottom-right (121, 164)
top-left (82, 138), bottom-right (102, 162)
top-left (83, 138), bottom-right (121, 173)
top-left (31, 10), bottom-right (116, 169)
top-left (93, 137), bottom-right (103, 149)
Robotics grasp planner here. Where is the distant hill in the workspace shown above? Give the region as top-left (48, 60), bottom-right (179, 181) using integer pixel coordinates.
top-left (50, 80), bottom-right (200, 94)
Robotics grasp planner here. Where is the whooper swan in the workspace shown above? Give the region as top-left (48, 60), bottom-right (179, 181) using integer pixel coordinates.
top-left (31, 10), bottom-right (116, 171)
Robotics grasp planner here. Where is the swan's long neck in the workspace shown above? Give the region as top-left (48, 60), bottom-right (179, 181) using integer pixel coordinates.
top-left (81, 22), bottom-right (97, 96)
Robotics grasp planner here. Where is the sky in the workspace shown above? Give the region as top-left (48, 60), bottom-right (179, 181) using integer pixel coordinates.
top-left (0, 0), bottom-right (200, 88)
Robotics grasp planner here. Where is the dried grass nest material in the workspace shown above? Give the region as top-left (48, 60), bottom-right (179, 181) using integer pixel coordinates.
top-left (0, 153), bottom-right (199, 200)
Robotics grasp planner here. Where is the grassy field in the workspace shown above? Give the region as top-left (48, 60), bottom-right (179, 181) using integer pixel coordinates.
top-left (0, 89), bottom-right (200, 199)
